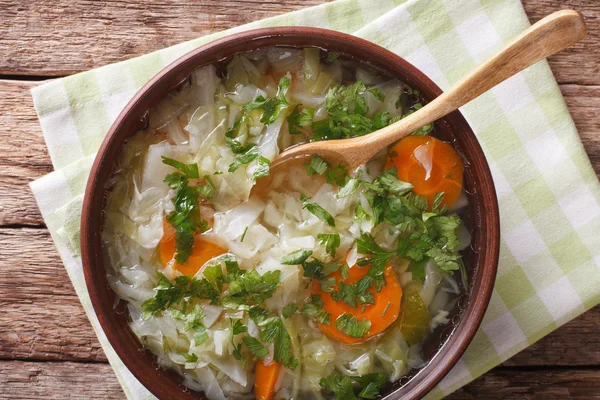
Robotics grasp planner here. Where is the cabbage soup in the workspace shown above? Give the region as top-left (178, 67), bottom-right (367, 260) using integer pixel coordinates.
top-left (102, 46), bottom-right (470, 400)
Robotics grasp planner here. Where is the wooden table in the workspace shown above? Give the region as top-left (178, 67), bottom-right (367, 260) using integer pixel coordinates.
top-left (0, 0), bottom-right (598, 398)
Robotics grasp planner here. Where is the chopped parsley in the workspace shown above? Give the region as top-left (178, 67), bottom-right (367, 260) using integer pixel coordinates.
top-left (403, 103), bottom-right (434, 135)
top-left (240, 226), bottom-right (249, 243)
top-left (385, 192), bottom-right (463, 275)
top-left (250, 307), bottom-right (298, 369)
top-left (367, 167), bottom-right (414, 196)
top-left (320, 372), bottom-right (388, 400)
top-left (162, 157), bottom-right (209, 263)
top-left (300, 193), bottom-right (335, 226)
top-left (324, 51), bottom-right (341, 65)
top-left (368, 88), bottom-right (385, 102)
top-left (161, 156), bottom-right (199, 179)
top-left (281, 249), bottom-right (313, 265)
top-left (331, 281), bottom-right (375, 308)
top-left (354, 373), bottom-right (389, 398)
top-left (322, 234), bottom-right (394, 308)
top-left (304, 155), bottom-right (328, 176)
top-left (334, 164), bottom-right (463, 278)
top-left (382, 301), bottom-right (392, 318)
top-left (311, 81), bottom-right (399, 141)
top-left (252, 156), bottom-right (271, 180)
top-left (143, 254), bottom-right (282, 322)
top-left (325, 165), bottom-right (349, 187)
top-left (282, 303), bottom-right (298, 318)
top-left (221, 269), bottom-right (281, 311)
top-left (244, 76), bottom-right (291, 124)
top-left (224, 113), bottom-right (254, 154)
top-left (226, 77), bottom-right (292, 175)
top-left (317, 233), bottom-right (341, 257)
top-left (301, 258), bottom-right (326, 279)
top-left (228, 146), bottom-right (260, 173)
top-left (337, 178), bottom-right (360, 198)
top-left (197, 174), bottom-right (216, 200)
top-left (242, 336), bottom-right (269, 359)
top-left (171, 303), bottom-right (205, 331)
top-left (230, 318), bottom-right (248, 361)
top-left (142, 272), bottom-right (217, 317)
top-left (334, 314), bottom-right (371, 338)
top-left (287, 105), bottom-right (314, 134)
top-left (300, 294), bottom-right (331, 325)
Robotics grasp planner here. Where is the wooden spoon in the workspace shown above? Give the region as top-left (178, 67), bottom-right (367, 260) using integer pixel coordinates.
top-left (265, 10), bottom-right (585, 176)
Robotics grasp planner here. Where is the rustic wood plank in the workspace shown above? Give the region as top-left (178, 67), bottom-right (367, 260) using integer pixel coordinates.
top-left (0, 228), bottom-right (106, 362)
top-left (0, 360), bottom-right (598, 399)
top-left (0, 227), bottom-right (598, 365)
top-left (0, 361), bottom-right (124, 399)
top-left (0, 0), bottom-right (598, 86)
top-left (504, 305), bottom-right (600, 367)
top-left (560, 84), bottom-right (600, 171)
top-left (522, 0), bottom-right (600, 86)
top-left (0, 0), bottom-right (327, 77)
top-left (0, 81), bottom-right (49, 167)
top-left (449, 368), bottom-right (600, 399)
top-left (0, 80), bottom-right (50, 226)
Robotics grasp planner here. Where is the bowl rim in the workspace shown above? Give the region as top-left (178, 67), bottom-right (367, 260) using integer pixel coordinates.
top-left (81, 26), bottom-right (500, 400)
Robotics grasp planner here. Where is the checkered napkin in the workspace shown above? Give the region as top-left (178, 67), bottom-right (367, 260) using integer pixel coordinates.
top-left (29, 0), bottom-right (600, 398)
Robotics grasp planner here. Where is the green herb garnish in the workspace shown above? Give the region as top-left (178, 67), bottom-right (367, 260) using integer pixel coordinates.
top-left (333, 314), bottom-right (371, 338)
top-left (287, 105), bottom-right (314, 134)
top-left (250, 308), bottom-right (298, 369)
top-left (304, 155), bottom-right (328, 176)
top-left (252, 156), bottom-right (271, 180)
top-left (282, 303), bottom-right (298, 318)
top-left (162, 157), bottom-right (209, 263)
top-left (228, 147), bottom-right (260, 173)
top-left (300, 294), bottom-right (330, 325)
top-left (319, 372), bottom-right (388, 400)
top-left (300, 193), bottom-right (335, 226)
top-left (244, 76), bottom-right (291, 124)
top-left (317, 233), bottom-right (341, 257)
top-left (242, 336), bottom-right (269, 359)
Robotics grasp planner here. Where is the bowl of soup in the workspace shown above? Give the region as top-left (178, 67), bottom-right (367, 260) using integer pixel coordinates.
top-left (81, 27), bottom-right (499, 400)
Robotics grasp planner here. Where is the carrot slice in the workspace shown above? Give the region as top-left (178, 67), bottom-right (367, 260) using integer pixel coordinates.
top-left (385, 135), bottom-right (464, 208)
top-left (254, 360), bottom-right (282, 400)
top-left (158, 219), bottom-right (227, 276)
top-left (312, 260), bottom-right (402, 344)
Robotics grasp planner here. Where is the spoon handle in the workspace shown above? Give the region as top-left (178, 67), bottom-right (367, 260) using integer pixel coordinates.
top-left (368, 9), bottom-right (586, 150)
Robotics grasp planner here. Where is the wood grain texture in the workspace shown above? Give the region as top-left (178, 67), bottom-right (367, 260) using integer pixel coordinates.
top-left (561, 84), bottom-right (600, 170)
top-left (448, 368), bottom-right (600, 399)
top-left (0, 361), bottom-right (124, 399)
top-left (0, 228), bottom-right (106, 362)
top-left (0, 0), bottom-right (326, 77)
top-left (0, 80), bottom-right (49, 226)
top-left (522, 0), bottom-right (600, 85)
top-left (0, 0), bottom-right (597, 85)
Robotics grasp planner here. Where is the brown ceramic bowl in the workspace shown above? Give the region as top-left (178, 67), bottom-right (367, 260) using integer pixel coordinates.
top-left (81, 27), bottom-right (500, 400)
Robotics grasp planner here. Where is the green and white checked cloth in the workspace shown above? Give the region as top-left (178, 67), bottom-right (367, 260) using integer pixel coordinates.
top-left (29, 0), bottom-right (600, 398)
